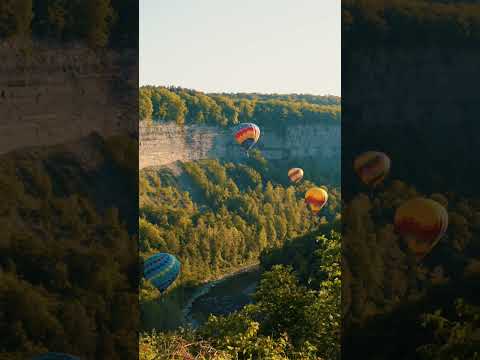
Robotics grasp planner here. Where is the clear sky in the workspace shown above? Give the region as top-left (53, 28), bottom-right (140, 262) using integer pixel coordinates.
top-left (140, 0), bottom-right (340, 96)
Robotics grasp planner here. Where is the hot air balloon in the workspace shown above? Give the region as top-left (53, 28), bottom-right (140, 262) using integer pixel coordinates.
top-left (305, 187), bottom-right (328, 214)
top-left (143, 253), bottom-right (181, 293)
top-left (31, 353), bottom-right (80, 360)
top-left (394, 197), bottom-right (448, 261)
top-left (288, 168), bottom-right (304, 183)
top-left (354, 151), bottom-right (391, 188)
top-left (233, 123), bottom-right (260, 156)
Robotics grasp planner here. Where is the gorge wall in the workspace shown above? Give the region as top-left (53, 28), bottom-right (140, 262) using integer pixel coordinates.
top-left (139, 121), bottom-right (340, 170)
top-left (0, 43), bottom-right (137, 155)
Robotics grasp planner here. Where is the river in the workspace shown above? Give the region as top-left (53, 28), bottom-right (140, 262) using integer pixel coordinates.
top-left (141, 264), bottom-right (261, 332)
top-left (182, 264), bottom-right (261, 328)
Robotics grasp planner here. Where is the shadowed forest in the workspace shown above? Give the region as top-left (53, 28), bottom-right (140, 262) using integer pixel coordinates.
top-left (0, 134), bottom-right (139, 359)
top-left (0, 0), bottom-right (137, 48)
top-left (342, 1), bottom-right (480, 359)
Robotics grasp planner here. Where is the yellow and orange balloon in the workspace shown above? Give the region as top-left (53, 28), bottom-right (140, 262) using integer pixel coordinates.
top-left (394, 197), bottom-right (448, 261)
top-left (305, 187), bottom-right (328, 214)
top-left (354, 151), bottom-right (391, 187)
top-left (288, 168), bottom-right (304, 183)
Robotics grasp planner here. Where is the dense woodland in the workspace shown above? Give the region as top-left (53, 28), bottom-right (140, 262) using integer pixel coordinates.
top-left (139, 80), bottom-right (476, 358)
top-left (138, 81), bottom-right (343, 359)
top-left (139, 86), bottom-right (341, 128)
top-left (0, 134), bottom-right (138, 359)
top-left (210, 93), bottom-right (340, 106)
top-left (139, 151), bottom-right (342, 358)
top-left (139, 155), bottom-right (341, 299)
top-left (343, 0), bottom-right (480, 47)
top-left (0, 0), bottom-right (137, 48)
top-left (141, 228), bottom-right (341, 360)
top-left (341, 179), bottom-right (480, 359)
top-left (140, 169), bottom-right (480, 359)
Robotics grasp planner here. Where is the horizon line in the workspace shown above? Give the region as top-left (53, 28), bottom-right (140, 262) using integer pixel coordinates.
top-left (140, 83), bottom-right (341, 97)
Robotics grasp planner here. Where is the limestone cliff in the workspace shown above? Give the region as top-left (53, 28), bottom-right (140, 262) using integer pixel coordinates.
top-left (139, 121), bottom-right (340, 170)
top-left (0, 44), bottom-right (137, 155)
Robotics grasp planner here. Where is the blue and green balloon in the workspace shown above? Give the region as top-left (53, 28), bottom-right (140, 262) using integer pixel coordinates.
top-left (143, 253), bottom-right (181, 293)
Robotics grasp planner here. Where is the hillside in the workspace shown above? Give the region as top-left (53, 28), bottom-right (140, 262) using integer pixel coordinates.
top-left (139, 86), bottom-right (340, 127)
top-left (139, 93), bottom-right (341, 291)
top-left (139, 87), bottom-right (341, 191)
top-left (139, 159), bottom-right (342, 359)
top-left (140, 157), bottom-right (340, 289)
top-left (138, 89), bottom-right (342, 359)
top-left (341, 182), bottom-right (480, 359)
top-left (0, 134), bottom-right (138, 359)
top-left (141, 230), bottom-right (341, 360)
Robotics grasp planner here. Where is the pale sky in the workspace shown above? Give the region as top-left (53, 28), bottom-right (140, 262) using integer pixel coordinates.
top-left (140, 0), bottom-right (341, 95)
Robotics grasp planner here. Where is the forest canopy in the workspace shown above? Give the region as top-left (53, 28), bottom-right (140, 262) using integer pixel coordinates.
top-left (0, 135), bottom-right (138, 359)
top-left (139, 157), bottom-right (342, 359)
top-left (0, 0), bottom-right (137, 48)
top-left (343, 0), bottom-right (480, 47)
top-left (139, 159), bottom-right (341, 298)
top-left (139, 86), bottom-right (341, 127)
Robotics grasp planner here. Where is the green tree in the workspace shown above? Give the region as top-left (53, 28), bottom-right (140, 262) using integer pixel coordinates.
top-left (0, 0), bottom-right (32, 38)
top-left (151, 88), bottom-right (188, 124)
top-left (85, 0), bottom-right (114, 48)
top-left (417, 299), bottom-right (480, 360)
top-left (139, 88), bottom-right (153, 121)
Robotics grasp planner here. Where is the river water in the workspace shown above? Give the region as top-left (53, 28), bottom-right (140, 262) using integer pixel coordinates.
top-left (141, 265), bottom-right (261, 332)
top-left (183, 266), bottom-right (261, 328)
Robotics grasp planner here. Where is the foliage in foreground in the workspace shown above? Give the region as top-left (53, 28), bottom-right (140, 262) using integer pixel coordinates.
top-left (417, 299), bottom-right (480, 360)
top-left (140, 230), bottom-right (340, 360)
top-left (0, 135), bottom-right (138, 359)
top-left (140, 330), bottom-right (230, 360)
top-left (342, 178), bottom-right (480, 358)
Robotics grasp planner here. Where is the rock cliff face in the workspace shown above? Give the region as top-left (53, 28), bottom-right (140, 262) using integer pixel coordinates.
top-left (0, 44), bottom-right (137, 155)
top-left (139, 121), bottom-right (340, 169)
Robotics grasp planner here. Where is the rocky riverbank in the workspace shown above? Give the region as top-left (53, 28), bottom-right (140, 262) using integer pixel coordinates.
top-left (182, 264), bottom-right (261, 328)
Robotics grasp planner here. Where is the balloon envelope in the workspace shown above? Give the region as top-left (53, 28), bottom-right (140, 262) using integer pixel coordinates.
top-left (143, 253), bottom-right (181, 293)
top-left (394, 197), bottom-right (448, 260)
top-left (288, 168), bottom-right (304, 183)
top-left (305, 187), bottom-right (328, 214)
top-left (354, 151), bottom-right (391, 187)
top-left (233, 123), bottom-right (260, 152)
